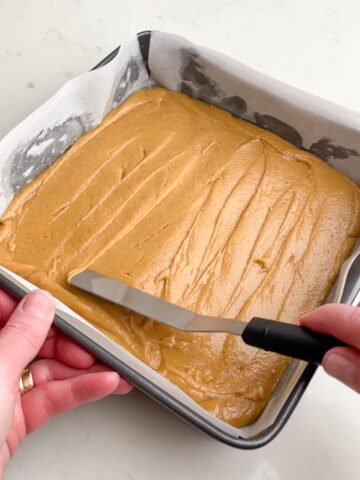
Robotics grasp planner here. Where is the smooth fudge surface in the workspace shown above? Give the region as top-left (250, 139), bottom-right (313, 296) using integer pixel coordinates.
top-left (1, 87), bottom-right (359, 426)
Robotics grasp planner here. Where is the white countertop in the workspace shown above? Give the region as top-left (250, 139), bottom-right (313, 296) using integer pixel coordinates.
top-left (1, 1), bottom-right (360, 479)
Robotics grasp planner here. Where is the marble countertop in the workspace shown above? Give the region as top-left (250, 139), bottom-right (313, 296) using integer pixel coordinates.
top-left (1, 1), bottom-right (360, 479)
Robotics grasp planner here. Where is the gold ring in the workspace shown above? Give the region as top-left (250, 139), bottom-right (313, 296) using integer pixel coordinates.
top-left (19, 367), bottom-right (34, 395)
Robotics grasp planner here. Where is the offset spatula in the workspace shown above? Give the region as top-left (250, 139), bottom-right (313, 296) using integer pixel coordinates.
top-left (69, 270), bottom-right (349, 365)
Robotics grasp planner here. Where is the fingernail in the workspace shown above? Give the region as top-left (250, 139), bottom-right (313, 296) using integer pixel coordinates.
top-left (324, 353), bottom-right (356, 386)
top-left (21, 290), bottom-right (54, 319)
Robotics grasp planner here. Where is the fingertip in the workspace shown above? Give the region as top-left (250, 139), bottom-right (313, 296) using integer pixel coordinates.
top-left (100, 371), bottom-right (121, 389)
top-left (298, 303), bottom-right (332, 325)
top-left (20, 289), bottom-right (54, 321)
top-left (322, 346), bottom-right (348, 368)
top-left (298, 315), bottom-right (309, 327)
top-left (114, 377), bottom-right (134, 395)
top-left (88, 371), bottom-right (121, 396)
top-left (90, 372), bottom-right (133, 395)
top-left (35, 289), bottom-right (54, 302)
top-left (323, 350), bottom-right (355, 381)
top-left (87, 364), bottom-right (133, 394)
top-left (322, 347), bottom-right (360, 393)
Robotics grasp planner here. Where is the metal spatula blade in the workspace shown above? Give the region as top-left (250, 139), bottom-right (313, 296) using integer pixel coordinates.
top-left (70, 269), bottom-right (247, 335)
top-left (69, 270), bottom-right (346, 365)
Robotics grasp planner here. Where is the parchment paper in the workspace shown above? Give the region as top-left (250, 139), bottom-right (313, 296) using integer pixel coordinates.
top-left (0, 26), bottom-right (154, 211)
top-left (0, 27), bottom-right (359, 439)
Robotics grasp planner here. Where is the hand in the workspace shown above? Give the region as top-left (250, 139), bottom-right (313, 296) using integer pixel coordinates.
top-left (0, 289), bottom-right (132, 476)
top-left (300, 303), bottom-right (360, 393)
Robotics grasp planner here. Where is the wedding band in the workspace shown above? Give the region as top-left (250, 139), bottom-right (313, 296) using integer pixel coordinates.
top-left (19, 366), bottom-right (34, 395)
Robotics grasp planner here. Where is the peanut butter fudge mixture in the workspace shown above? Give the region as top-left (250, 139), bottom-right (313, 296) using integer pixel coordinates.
top-left (1, 87), bottom-right (359, 427)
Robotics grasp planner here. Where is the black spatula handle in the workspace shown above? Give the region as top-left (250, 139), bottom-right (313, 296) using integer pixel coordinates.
top-left (242, 317), bottom-right (346, 365)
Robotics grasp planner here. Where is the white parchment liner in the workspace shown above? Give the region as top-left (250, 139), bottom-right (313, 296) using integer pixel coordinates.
top-left (0, 27), bottom-right (359, 439)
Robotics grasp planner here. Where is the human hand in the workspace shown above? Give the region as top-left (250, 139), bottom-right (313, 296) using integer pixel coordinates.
top-left (0, 289), bottom-right (132, 476)
top-left (300, 303), bottom-right (360, 393)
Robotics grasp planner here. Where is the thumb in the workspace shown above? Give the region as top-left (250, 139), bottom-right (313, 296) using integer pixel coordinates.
top-left (322, 347), bottom-right (360, 393)
top-left (0, 290), bottom-right (54, 387)
top-left (299, 303), bottom-right (360, 349)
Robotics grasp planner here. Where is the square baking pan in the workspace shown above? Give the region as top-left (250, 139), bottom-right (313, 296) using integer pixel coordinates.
top-left (1, 29), bottom-right (360, 449)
